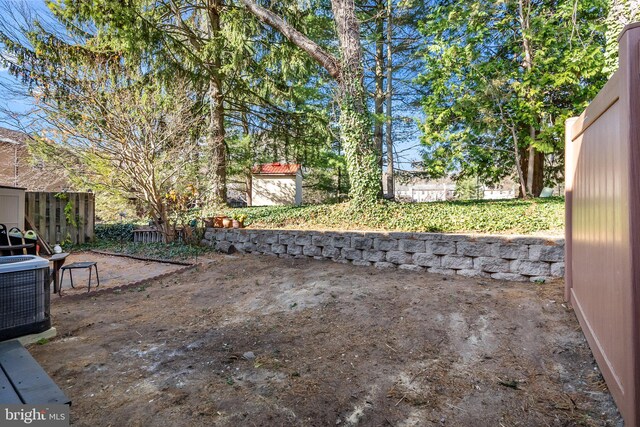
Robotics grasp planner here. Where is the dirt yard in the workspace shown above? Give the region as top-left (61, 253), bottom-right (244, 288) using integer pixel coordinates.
top-left (56, 252), bottom-right (187, 296)
top-left (30, 253), bottom-right (621, 426)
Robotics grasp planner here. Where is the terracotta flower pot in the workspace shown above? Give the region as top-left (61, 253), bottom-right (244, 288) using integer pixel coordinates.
top-left (214, 216), bottom-right (226, 228)
top-left (232, 220), bottom-right (240, 228)
top-left (222, 217), bottom-right (233, 228)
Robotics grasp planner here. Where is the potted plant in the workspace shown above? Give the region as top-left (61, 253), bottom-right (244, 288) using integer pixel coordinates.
top-left (233, 214), bottom-right (247, 228)
top-left (232, 214), bottom-right (247, 228)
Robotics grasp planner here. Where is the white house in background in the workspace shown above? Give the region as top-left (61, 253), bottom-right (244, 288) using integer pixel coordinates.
top-left (386, 175), bottom-right (457, 202)
top-left (251, 163), bottom-right (302, 206)
top-left (483, 188), bottom-right (517, 199)
top-left (384, 173), bottom-right (517, 202)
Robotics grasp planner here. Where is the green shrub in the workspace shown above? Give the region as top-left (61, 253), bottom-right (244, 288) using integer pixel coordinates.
top-left (95, 223), bottom-right (135, 241)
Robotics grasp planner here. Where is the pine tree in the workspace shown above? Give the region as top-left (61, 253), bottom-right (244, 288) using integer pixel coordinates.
top-left (1, 0), bottom-right (340, 208)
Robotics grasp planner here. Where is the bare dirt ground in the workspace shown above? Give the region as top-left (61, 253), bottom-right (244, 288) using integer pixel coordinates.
top-left (30, 253), bottom-right (621, 426)
top-left (57, 252), bottom-right (185, 296)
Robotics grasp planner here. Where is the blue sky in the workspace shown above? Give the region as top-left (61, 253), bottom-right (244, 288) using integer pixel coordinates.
top-left (0, 68), bottom-right (34, 130)
top-left (0, 0), bottom-right (51, 130)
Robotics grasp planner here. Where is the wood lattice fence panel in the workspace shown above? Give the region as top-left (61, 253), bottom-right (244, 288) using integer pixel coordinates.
top-left (25, 192), bottom-right (95, 246)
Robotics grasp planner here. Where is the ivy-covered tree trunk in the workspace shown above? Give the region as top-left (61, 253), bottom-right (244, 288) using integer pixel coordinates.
top-left (385, 0), bottom-right (394, 199)
top-left (374, 2), bottom-right (384, 175)
top-left (332, 0), bottom-right (381, 204)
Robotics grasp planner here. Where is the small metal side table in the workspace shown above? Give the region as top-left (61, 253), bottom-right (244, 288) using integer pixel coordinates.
top-left (49, 252), bottom-right (69, 295)
top-left (59, 261), bottom-right (100, 295)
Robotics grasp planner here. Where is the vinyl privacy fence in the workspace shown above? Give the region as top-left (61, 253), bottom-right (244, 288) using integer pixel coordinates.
top-left (565, 23), bottom-right (640, 427)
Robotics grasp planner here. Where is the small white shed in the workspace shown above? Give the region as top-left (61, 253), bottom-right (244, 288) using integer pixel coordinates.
top-left (0, 185), bottom-right (25, 230)
top-left (251, 163), bottom-right (302, 206)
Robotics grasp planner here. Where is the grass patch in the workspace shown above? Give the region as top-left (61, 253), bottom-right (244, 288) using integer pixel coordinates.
top-left (222, 197), bottom-right (564, 234)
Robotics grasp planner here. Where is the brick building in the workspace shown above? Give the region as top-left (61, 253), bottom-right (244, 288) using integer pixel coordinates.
top-left (0, 127), bottom-right (68, 191)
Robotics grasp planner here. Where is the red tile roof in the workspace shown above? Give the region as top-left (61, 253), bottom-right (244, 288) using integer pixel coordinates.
top-left (251, 163), bottom-right (301, 175)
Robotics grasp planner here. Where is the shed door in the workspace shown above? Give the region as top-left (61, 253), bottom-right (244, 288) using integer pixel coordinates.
top-left (0, 188), bottom-right (25, 230)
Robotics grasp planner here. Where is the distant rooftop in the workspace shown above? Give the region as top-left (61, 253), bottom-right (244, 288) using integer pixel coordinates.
top-left (252, 162), bottom-right (301, 175)
top-left (0, 127), bottom-right (26, 145)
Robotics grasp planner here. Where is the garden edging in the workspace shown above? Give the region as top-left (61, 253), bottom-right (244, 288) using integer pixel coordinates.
top-left (202, 228), bottom-right (564, 282)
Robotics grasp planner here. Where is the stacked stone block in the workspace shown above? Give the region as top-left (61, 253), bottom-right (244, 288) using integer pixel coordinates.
top-left (203, 229), bottom-right (565, 282)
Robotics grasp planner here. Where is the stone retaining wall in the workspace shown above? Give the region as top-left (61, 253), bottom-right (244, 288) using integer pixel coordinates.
top-left (202, 229), bottom-right (565, 282)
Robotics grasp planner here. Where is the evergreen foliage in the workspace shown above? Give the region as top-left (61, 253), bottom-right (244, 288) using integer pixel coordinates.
top-left (417, 0), bottom-right (608, 194)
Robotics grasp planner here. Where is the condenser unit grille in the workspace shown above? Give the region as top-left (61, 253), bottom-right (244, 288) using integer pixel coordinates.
top-left (0, 267), bottom-right (50, 341)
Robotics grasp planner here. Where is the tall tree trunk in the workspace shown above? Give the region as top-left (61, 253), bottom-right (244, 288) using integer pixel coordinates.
top-left (494, 92), bottom-right (528, 198)
top-left (332, 0), bottom-right (381, 204)
top-left (241, 109), bottom-right (252, 207)
top-left (208, 78), bottom-right (227, 206)
top-left (205, 0), bottom-right (227, 209)
top-left (170, 0), bottom-right (227, 209)
top-left (518, 147), bottom-right (543, 197)
top-left (507, 123), bottom-right (528, 199)
top-left (519, 148), bottom-right (528, 198)
top-left (149, 189), bottom-right (172, 242)
top-left (385, 0), bottom-right (394, 199)
top-left (239, 0), bottom-right (381, 204)
top-left (518, 0), bottom-right (542, 197)
top-left (532, 151), bottom-right (544, 196)
top-left (374, 1), bottom-right (384, 176)
top-left (526, 125), bottom-right (536, 195)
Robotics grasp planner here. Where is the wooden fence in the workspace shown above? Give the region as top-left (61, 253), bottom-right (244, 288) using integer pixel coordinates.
top-left (565, 23), bottom-right (640, 427)
top-left (25, 192), bottom-right (95, 245)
